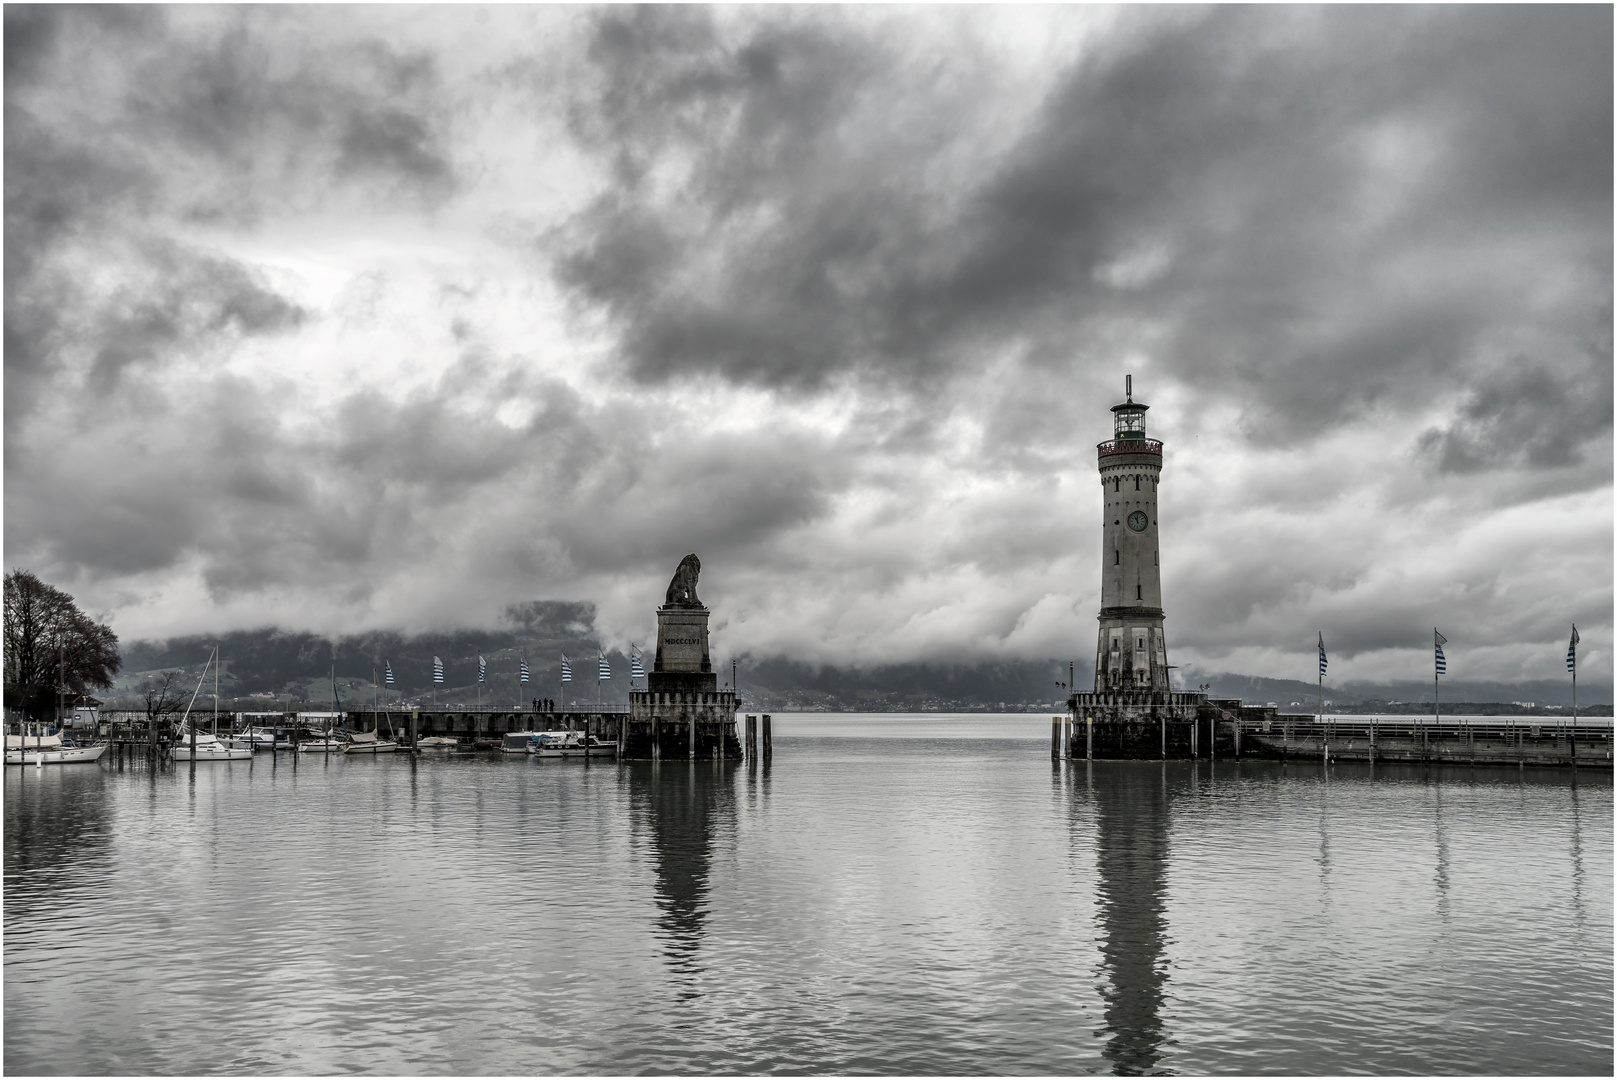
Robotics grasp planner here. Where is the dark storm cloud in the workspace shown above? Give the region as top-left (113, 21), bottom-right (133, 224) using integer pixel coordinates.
top-left (558, 5), bottom-right (1612, 465)
top-left (1418, 352), bottom-right (1615, 474)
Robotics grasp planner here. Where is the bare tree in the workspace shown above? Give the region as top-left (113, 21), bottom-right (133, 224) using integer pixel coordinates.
top-left (4, 570), bottom-right (121, 721)
top-left (141, 671), bottom-right (189, 745)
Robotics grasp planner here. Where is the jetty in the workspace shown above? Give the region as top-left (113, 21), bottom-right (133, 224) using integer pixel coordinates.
top-left (1059, 701), bottom-right (1613, 768)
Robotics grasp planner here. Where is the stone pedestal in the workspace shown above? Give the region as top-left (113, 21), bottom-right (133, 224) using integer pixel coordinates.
top-left (623, 603), bottom-right (741, 759)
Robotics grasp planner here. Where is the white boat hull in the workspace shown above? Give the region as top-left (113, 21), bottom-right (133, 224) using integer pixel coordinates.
top-left (171, 744), bottom-right (253, 761)
top-left (296, 740), bottom-right (346, 753)
top-left (344, 741), bottom-right (398, 754)
top-left (529, 741), bottom-right (618, 758)
top-left (6, 744), bottom-right (109, 766)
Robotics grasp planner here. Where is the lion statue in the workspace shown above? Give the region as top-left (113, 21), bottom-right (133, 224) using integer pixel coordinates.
top-left (664, 553), bottom-right (703, 608)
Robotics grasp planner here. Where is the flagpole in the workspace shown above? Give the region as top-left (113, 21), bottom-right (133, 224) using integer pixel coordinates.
top-left (1570, 629), bottom-right (1578, 764)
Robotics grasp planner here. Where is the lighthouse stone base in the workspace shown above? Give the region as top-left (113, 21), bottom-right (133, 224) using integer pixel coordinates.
top-left (1068, 691), bottom-right (1210, 758)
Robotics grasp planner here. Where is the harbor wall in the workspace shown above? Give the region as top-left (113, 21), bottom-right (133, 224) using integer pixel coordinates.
top-left (1065, 694), bottom-right (1613, 768)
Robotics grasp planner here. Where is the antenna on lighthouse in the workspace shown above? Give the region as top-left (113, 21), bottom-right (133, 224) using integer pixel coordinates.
top-left (1126, 374), bottom-right (1132, 402)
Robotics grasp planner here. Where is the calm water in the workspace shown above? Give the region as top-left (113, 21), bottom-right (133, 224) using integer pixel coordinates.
top-left (4, 715), bottom-right (1611, 1075)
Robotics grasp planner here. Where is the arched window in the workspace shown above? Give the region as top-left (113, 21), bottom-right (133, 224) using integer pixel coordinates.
top-left (1136, 584), bottom-right (1143, 600)
top-left (1134, 476), bottom-right (1140, 490)
top-left (1114, 549), bottom-right (1120, 565)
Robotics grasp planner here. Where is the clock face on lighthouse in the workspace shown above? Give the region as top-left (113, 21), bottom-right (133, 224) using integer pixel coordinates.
top-left (1127, 511), bottom-right (1149, 532)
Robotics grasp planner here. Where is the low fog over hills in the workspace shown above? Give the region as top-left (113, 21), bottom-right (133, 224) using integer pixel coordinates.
top-left (111, 603), bottom-right (1609, 714)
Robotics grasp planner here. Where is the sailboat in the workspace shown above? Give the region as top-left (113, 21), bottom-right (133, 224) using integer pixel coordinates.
top-left (5, 727), bottom-right (109, 765)
top-left (298, 664), bottom-right (347, 753)
top-left (345, 665), bottom-right (398, 753)
top-left (172, 648), bottom-right (252, 761)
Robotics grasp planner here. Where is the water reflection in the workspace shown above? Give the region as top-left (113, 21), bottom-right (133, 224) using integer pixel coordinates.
top-left (3, 767), bottom-right (114, 895)
top-left (626, 761), bottom-right (738, 988)
top-left (1089, 763), bottom-right (1173, 1075)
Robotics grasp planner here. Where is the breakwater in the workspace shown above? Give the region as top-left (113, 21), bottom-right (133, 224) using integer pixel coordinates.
top-left (1063, 709), bottom-right (1613, 768)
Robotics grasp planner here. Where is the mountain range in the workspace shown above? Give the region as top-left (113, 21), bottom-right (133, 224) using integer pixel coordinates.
top-left (109, 603), bottom-right (1610, 712)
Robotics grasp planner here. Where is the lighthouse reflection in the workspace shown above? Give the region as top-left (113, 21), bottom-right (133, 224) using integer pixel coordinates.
top-left (1087, 763), bottom-right (1173, 1075)
top-left (627, 760), bottom-right (738, 985)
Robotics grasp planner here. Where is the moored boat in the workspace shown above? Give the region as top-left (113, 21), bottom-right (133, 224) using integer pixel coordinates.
top-left (526, 731), bottom-right (618, 758)
top-left (224, 727), bottom-right (285, 751)
top-left (343, 729), bottom-right (397, 754)
top-left (171, 728), bottom-right (253, 761)
top-left (414, 736), bottom-right (459, 749)
top-left (5, 732), bottom-right (110, 766)
top-left (500, 732), bottom-right (542, 754)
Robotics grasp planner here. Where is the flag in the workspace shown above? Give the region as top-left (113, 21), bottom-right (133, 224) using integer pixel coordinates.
top-left (1317, 632), bottom-right (1327, 678)
top-left (1434, 629), bottom-right (1447, 676)
top-left (433, 656), bottom-right (444, 685)
top-left (520, 658), bottom-right (531, 684)
top-left (560, 655), bottom-right (572, 683)
top-left (631, 645), bottom-right (646, 680)
top-left (384, 661), bottom-right (394, 686)
top-left (478, 655), bottom-right (486, 683)
top-left (599, 653), bottom-right (611, 681)
top-left (1567, 626), bottom-right (1579, 673)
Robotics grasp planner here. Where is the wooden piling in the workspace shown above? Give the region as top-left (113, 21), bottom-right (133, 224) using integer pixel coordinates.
top-left (762, 714), bottom-right (772, 763)
top-left (1086, 714), bottom-right (1093, 761)
top-left (1160, 715), bottom-right (1165, 759)
top-left (688, 715), bottom-right (696, 759)
top-left (1051, 716), bottom-right (1061, 759)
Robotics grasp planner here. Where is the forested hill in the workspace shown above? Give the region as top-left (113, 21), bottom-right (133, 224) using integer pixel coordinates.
top-left (113, 601), bottom-right (610, 707)
top-left (109, 605), bottom-right (1609, 711)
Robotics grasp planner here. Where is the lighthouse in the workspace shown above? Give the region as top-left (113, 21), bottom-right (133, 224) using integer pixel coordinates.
top-left (1094, 374), bottom-right (1170, 693)
top-left (1068, 375), bottom-right (1211, 760)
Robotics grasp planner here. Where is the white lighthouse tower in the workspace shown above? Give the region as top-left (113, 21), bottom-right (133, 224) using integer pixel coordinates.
top-left (1094, 375), bottom-right (1170, 693)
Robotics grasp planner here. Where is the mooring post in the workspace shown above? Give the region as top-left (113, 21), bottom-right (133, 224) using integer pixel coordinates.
top-left (762, 714), bottom-right (772, 764)
top-left (1086, 714), bottom-right (1093, 760)
top-left (1160, 715), bottom-right (1166, 760)
top-left (1190, 715), bottom-right (1198, 759)
top-left (1051, 716), bottom-right (1061, 760)
top-left (689, 715), bottom-right (696, 759)
top-left (652, 716), bottom-right (661, 759)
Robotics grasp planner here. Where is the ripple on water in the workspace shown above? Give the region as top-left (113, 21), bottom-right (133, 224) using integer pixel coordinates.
top-left (4, 740), bottom-right (1612, 1075)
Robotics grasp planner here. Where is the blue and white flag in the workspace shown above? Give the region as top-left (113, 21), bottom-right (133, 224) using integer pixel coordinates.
top-left (560, 655), bottom-right (572, 684)
top-left (1317, 632), bottom-right (1327, 678)
top-left (384, 661), bottom-right (394, 686)
top-left (520, 658), bottom-right (531, 684)
top-left (631, 645), bottom-right (646, 680)
top-left (599, 654), bottom-right (611, 681)
top-left (1567, 626), bottom-right (1579, 673)
top-left (478, 655), bottom-right (486, 683)
top-left (432, 656), bottom-right (444, 685)
top-left (1434, 629), bottom-right (1447, 676)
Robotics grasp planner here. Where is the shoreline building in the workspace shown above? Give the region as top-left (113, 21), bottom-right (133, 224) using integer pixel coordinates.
top-left (1070, 378), bottom-right (1210, 756)
top-left (622, 554), bottom-right (743, 759)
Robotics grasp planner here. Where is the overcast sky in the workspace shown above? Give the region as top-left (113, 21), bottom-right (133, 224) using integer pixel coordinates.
top-left (5, 5), bottom-right (1611, 687)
